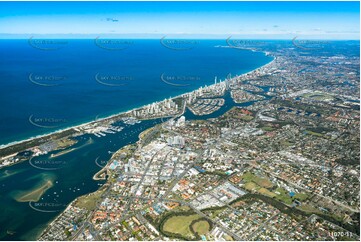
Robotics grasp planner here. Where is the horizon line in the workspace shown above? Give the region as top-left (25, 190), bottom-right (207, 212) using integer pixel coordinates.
top-left (0, 34), bottom-right (359, 41)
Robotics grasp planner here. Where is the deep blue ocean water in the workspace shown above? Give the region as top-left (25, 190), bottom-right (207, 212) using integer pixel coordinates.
top-left (0, 39), bottom-right (272, 240)
top-left (0, 39), bottom-right (272, 146)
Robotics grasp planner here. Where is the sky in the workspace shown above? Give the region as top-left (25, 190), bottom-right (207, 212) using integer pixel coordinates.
top-left (0, 1), bottom-right (359, 39)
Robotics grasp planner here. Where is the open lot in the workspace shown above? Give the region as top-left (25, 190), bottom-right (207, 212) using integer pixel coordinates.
top-left (242, 172), bottom-right (274, 189)
top-left (162, 214), bottom-right (201, 238)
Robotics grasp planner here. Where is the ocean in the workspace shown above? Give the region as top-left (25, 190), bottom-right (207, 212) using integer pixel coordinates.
top-left (0, 39), bottom-right (273, 240)
top-left (0, 39), bottom-right (272, 146)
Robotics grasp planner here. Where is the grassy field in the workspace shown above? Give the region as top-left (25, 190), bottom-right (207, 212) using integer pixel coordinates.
top-left (75, 187), bottom-right (106, 210)
top-left (244, 181), bottom-right (258, 191)
top-left (294, 193), bottom-right (309, 201)
top-left (241, 115), bottom-right (254, 121)
top-left (275, 187), bottom-right (293, 205)
top-left (242, 172), bottom-right (274, 189)
top-left (258, 188), bottom-right (277, 198)
top-left (56, 137), bottom-right (77, 149)
top-left (241, 172), bottom-right (309, 207)
top-left (303, 92), bottom-right (334, 101)
top-left (224, 235), bottom-right (234, 241)
top-left (162, 214), bottom-right (201, 238)
top-left (298, 204), bottom-right (320, 214)
top-left (191, 220), bottom-right (211, 235)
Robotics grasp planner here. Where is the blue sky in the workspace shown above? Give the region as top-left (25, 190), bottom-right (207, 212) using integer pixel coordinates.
top-left (0, 1), bottom-right (359, 39)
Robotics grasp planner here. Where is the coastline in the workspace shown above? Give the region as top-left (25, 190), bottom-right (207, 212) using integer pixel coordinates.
top-left (0, 50), bottom-right (275, 167)
top-left (32, 51), bottom-right (275, 240)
